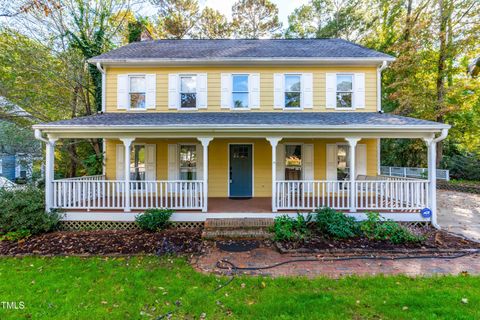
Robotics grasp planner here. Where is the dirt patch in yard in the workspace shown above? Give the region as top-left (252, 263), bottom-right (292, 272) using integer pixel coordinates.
top-left (0, 229), bottom-right (203, 256)
top-left (276, 226), bottom-right (480, 253)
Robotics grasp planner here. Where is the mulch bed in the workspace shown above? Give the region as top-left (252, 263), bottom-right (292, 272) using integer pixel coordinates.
top-left (276, 226), bottom-right (480, 253)
top-left (0, 229), bottom-right (203, 256)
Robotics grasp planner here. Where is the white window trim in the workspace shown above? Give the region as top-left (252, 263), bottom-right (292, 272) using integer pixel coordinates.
top-left (284, 143), bottom-right (304, 180)
top-left (283, 73), bottom-right (303, 110)
top-left (178, 144), bottom-right (198, 181)
top-left (179, 74), bottom-right (198, 110)
top-left (335, 73), bottom-right (355, 110)
top-left (128, 74), bottom-right (147, 111)
top-left (231, 74), bottom-right (250, 110)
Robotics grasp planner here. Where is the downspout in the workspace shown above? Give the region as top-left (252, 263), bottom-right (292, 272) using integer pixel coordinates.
top-left (377, 61), bottom-right (388, 112)
top-left (96, 63), bottom-right (107, 176)
top-left (34, 129), bottom-right (48, 144)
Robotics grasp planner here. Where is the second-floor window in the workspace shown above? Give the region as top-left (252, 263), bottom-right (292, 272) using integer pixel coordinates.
top-left (129, 76), bottom-right (146, 109)
top-left (180, 75), bottom-right (197, 108)
top-left (285, 74), bottom-right (301, 108)
top-left (232, 74), bottom-right (249, 108)
top-left (336, 74), bottom-right (353, 108)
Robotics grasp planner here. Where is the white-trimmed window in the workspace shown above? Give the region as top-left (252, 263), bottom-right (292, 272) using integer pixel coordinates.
top-left (180, 75), bottom-right (197, 109)
top-left (129, 76), bottom-right (146, 109)
top-left (336, 144), bottom-right (350, 180)
top-left (179, 145), bottom-right (197, 180)
top-left (285, 144), bottom-right (302, 180)
top-left (232, 74), bottom-right (249, 108)
top-left (336, 74), bottom-right (353, 109)
top-left (130, 144), bottom-right (146, 181)
top-left (284, 74), bottom-right (301, 108)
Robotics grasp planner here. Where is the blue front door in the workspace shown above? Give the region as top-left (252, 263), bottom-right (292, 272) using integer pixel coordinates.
top-left (229, 144), bottom-right (253, 198)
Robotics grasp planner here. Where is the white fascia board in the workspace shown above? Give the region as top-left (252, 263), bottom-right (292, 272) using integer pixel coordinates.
top-left (33, 123), bottom-right (451, 131)
top-left (87, 56), bottom-right (396, 67)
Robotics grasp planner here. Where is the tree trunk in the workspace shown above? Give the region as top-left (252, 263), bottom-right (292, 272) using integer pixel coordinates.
top-left (435, 0), bottom-right (451, 165)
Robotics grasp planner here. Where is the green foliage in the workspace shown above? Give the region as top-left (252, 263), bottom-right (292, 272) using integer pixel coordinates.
top-left (232, 0), bottom-right (282, 39)
top-left (0, 187), bottom-right (62, 235)
top-left (0, 230), bottom-right (31, 242)
top-left (271, 214), bottom-right (312, 242)
top-left (442, 153), bottom-right (480, 181)
top-left (360, 212), bottom-right (423, 244)
top-left (315, 207), bottom-right (359, 239)
top-left (135, 208), bottom-right (174, 232)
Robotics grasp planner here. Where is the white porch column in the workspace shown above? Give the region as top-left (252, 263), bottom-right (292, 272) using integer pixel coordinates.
top-left (45, 137), bottom-right (58, 212)
top-left (346, 137), bottom-right (361, 213)
top-left (423, 137), bottom-right (437, 225)
top-left (198, 137), bottom-right (213, 212)
top-left (120, 138), bottom-right (134, 212)
top-left (266, 137), bottom-right (282, 212)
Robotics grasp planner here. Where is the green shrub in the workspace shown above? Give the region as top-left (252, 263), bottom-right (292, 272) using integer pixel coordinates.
top-left (271, 214), bottom-right (312, 242)
top-left (0, 230), bottom-right (31, 242)
top-left (135, 208), bottom-right (174, 231)
top-left (360, 212), bottom-right (423, 244)
top-left (315, 207), bottom-right (359, 239)
top-left (0, 186), bottom-right (62, 235)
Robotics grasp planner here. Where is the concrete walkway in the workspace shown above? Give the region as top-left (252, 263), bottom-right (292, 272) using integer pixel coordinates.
top-left (437, 190), bottom-right (480, 242)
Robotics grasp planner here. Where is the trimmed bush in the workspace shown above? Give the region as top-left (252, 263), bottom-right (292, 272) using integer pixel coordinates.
top-left (315, 207), bottom-right (359, 239)
top-left (0, 186), bottom-right (62, 236)
top-left (135, 208), bottom-right (174, 231)
top-left (271, 214), bottom-right (312, 242)
top-left (360, 212), bottom-right (424, 244)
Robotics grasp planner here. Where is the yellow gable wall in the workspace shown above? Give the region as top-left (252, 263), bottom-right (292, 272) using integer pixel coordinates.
top-left (105, 138), bottom-right (378, 198)
top-left (105, 66), bottom-right (378, 112)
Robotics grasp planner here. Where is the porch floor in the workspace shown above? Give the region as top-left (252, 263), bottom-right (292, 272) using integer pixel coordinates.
top-left (208, 197), bottom-right (272, 213)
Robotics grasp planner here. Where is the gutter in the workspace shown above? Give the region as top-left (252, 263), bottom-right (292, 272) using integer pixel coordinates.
top-left (34, 129), bottom-right (49, 144)
top-left (96, 63), bottom-right (106, 113)
top-left (377, 61), bottom-right (389, 112)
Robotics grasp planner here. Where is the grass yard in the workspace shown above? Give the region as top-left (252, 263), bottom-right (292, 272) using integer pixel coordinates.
top-left (0, 256), bottom-right (479, 319)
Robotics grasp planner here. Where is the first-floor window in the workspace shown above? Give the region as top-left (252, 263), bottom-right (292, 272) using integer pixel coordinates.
top-left (130, 144), bottom-right (145, 181)
top-left (179, 145), bottom-right (197, 180)
top-left (285, 145), bottom-right (302, 180)
top-left (180, 75), bottom-right (197, 108)
top-left (129, 75), bottom-right (146, 109)
top-left (284, 74), bottom-right (301, 108)
top-left (336, 145), bottom-right (350, 181)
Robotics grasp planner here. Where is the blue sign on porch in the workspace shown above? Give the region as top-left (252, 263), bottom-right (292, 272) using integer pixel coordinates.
top-left (420, 208), bottom-right (432, 218)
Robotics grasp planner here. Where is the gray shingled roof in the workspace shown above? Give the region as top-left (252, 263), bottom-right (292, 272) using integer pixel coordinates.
top-left (89, 39), bottom-right (394, 62)
top-left (34, 112), bottom-right (448, 130)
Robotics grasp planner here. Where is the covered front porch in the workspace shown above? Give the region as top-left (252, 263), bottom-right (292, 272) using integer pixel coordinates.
top-left (33, 112), bottom-right (449, 224)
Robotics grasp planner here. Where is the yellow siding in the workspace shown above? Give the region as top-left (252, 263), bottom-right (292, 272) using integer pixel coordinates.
top-left (105, 138), bottom-right (378, 197)
top-left (105, 66), bottom-right (377, 112)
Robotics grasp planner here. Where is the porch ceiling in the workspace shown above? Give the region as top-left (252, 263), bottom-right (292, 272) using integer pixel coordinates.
top-left (33, 112), bottom-right (449, 139)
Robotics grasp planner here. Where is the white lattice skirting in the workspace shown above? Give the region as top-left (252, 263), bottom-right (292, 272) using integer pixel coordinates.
top-left (59, 221), bottom-right (204, 231)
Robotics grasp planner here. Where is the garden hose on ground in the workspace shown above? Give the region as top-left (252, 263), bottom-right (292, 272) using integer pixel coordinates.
top-left (213, 249), bottom-right (480, 291)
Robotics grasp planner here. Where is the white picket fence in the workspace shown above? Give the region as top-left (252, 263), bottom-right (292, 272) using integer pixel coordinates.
top-left (52, 179), bottom-right (204, 210)
top-left (275, 180), bottom-right (429, 211)
top-left (380, 166), bottom-right (449, 181)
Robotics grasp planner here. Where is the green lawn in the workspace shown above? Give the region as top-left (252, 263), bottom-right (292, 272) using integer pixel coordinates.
top-left (0, 256), bottom-right (479, 319)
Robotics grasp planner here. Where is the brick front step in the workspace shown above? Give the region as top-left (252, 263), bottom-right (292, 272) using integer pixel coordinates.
top-left (202, 218), bottom-right (274, 239)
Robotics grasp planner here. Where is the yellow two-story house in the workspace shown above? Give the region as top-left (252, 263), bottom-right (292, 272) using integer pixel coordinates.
top-left (34, 39), bottom-right (449, 226)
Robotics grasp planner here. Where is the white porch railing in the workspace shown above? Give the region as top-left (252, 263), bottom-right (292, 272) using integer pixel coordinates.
top-left (276, 181), bottom-right (351, 210)
top-left (57, 175), bottom-right (106, 181)
top-left (380, 166), bottom-right (449, 181)
top-left (52, 180), bottom-right (204, 210)
top-left (276, 180), bottom-right (429, 211)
